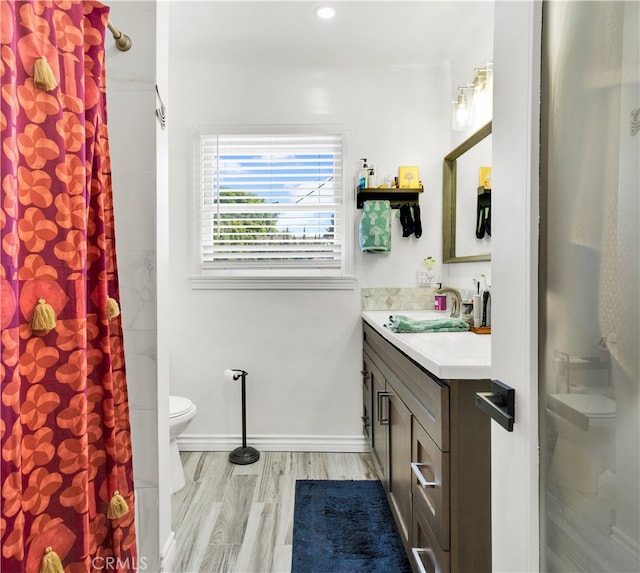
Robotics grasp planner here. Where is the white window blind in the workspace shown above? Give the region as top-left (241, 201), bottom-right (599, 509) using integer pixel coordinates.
top-left (200, 133), bottom-right (344, 274)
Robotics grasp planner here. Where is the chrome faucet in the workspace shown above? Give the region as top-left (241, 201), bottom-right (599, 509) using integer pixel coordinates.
top-left (436, 287), bottom-right (462, 318)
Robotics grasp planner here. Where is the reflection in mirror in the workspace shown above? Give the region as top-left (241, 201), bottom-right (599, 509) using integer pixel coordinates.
top-left (443, 122), bottom-right (492, 263)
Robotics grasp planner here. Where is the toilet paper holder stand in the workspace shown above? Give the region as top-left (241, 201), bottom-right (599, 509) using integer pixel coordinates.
top-left (225, 368), bottom-right (260, 465)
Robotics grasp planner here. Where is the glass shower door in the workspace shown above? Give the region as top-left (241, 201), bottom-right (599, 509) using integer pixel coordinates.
top-left (540, 1), bottom-right (639, 571)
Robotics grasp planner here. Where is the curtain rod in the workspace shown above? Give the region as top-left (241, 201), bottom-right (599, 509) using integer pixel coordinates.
top-left (107, 21), bottom-right (132, 52)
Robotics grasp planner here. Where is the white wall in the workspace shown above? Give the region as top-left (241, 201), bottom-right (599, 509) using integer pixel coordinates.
top-left (106, 2), bottom-right (160, 570)
top-left (167, 55), bottom-right (450, 447)
top-left (446, 5), bottom-right (494, 289)
top-left (167, 2), bottom-right (494, 448)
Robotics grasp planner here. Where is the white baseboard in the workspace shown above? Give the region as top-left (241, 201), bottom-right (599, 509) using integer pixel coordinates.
top-left (160, 532), bottom-right (176, 573)
top-left (177, 433), bottom-right (368, 453)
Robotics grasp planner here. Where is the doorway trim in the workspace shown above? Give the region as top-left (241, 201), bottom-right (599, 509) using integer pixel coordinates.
top-left (491, 1), bottom-right (542, 571)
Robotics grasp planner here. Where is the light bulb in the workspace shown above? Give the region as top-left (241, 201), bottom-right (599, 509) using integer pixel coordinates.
top-left (451, 87), bottom-right (469, 131)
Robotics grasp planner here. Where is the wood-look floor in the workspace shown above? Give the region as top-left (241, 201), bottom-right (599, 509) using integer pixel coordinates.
top-left (170, 451), bottom-right (378, 573)
top-left (545, 479), bottom-right (640, 573)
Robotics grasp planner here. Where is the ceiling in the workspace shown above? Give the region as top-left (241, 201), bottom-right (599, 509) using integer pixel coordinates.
top-left (170, 1), bottom-right (494, 68)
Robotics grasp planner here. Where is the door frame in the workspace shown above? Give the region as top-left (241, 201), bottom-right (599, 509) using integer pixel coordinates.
top-left (491, 2), bottom-right (542, 571)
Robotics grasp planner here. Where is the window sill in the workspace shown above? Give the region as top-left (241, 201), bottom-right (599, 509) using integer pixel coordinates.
top-left (189, 275), bottom-right (358, 290)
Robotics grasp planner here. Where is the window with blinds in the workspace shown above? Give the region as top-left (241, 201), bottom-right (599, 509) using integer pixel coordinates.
top-left (200, 133), bottom-right (344, 275)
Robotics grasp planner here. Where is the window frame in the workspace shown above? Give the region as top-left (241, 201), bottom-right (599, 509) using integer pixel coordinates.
top-left (190, 125), bottom-right (356, 290)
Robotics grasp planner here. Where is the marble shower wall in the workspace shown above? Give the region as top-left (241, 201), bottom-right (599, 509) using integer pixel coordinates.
top-left (106, 2), bottom-right (159, 571)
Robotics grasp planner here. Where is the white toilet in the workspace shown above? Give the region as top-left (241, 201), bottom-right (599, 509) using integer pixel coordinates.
top-left (169, 395), bottom-right (197, 493)
top-left (548, 393), bottom-right (616, 493)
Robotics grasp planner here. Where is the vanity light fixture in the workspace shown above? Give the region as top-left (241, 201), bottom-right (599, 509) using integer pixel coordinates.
top-left (315, 6), bottom-right (336, 19)
top-left (452, 62), bottom-right (493, 131)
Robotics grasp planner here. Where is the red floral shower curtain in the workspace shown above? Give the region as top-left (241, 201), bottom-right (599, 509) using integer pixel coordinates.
top-left (1, 2), bottom-right (137, 572)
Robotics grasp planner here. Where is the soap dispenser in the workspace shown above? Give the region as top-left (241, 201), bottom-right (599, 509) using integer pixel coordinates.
top-left (367, 165), bottom-right (377, 188)
top-left (358, 158), bottom-right (369, 190)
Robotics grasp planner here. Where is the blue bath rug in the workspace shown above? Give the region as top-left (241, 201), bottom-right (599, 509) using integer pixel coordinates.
top-left (291, 479), bottom-right (412, 573)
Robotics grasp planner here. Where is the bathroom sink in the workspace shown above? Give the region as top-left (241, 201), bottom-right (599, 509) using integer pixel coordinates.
top-left (362, 310), bottom-right (491, 379)
top-left (402, 330), bottom-right (490, 360)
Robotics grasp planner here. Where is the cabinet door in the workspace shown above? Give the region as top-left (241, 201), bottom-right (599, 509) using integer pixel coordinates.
top-left (367, 355), bottom-right (389, 488)
top-left (388, 387), bottom-right (412, 550)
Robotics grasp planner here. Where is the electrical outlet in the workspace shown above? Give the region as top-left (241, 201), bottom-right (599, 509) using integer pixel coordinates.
top-left (417, 269), bottom-right (431, 285)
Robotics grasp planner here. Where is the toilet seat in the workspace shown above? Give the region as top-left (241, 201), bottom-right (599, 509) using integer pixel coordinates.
top-left (548, 393), bottom-right (616, 493)
top-left (552, 393), bottom-right (616, 418)
top-left (170, 395), bottom-right (195, 418)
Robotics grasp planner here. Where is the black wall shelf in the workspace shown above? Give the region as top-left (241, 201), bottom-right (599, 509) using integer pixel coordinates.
top-left (356, 187), bottom-right (423, 209)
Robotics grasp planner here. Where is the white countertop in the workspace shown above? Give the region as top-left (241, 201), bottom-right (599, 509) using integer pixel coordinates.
top-left (362, 310), bottom-right (491, 380)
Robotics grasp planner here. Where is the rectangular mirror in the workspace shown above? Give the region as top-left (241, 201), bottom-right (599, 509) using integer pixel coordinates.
top-left (443, 121), bottom-right (492, 263)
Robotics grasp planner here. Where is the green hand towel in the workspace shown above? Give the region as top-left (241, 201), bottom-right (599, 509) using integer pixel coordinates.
top-left (359, 200), bottom-right (391, 252)
top-left (385, 315), bottom-right (470, 333)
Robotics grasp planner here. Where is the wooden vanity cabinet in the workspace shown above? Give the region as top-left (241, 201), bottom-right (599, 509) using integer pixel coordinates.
top-left (362, 322), bottom-right (491, 573)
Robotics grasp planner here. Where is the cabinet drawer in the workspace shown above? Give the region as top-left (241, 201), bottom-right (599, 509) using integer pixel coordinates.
top-left (412, 504), bottom-right (450, 573)
top-left (412, 417), bottom-right (450, 551)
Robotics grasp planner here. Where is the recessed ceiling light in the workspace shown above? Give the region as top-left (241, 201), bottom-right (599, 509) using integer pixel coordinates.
top-left (315, 6), bottom-right (336, 20)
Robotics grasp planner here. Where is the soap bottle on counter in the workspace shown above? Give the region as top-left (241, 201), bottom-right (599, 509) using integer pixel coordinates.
top-left (434, 283), bottom-right (447, 311)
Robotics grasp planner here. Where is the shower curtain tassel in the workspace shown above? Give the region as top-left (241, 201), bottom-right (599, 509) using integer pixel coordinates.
top-left (33, 57), bottom-right (57, 91)
top-left (31, 298), bottom-right (56, 331)
top-left (40, 546), bottom-right (64, 573)
top-left (107, 490), bottom-right (129, 519)
top-left (107, 297), bottom-right (121, 321)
